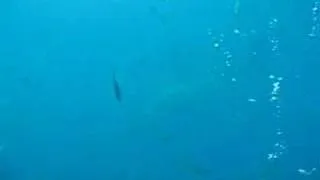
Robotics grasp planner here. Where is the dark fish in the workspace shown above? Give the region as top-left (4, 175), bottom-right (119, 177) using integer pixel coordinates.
top-left (112, 72), bottom-right (122, 102)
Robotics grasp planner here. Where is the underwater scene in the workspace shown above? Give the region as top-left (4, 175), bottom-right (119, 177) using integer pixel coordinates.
top-left (1, 0), bottom-right (320, 179)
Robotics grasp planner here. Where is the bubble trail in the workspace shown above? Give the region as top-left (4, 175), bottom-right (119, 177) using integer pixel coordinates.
top-left (309, 0), bottom-right (320, 37)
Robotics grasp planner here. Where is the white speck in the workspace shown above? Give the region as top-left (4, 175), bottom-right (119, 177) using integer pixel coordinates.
top-left (273, 82), bottom-right (280, 86)
top-left (309, 32), bottom-right (316, 37)
top-left (276, 131), bottom-right (283, 135)
top-left (312, 7), bottom-right (318, 12)
top-left (269, 75), bottom-right (275, 79)
top-left (231, 78), bottom-right (237, 82)
top-left (270, 96), bottom-right (278, 101)
top-left (277, 77), bottom-right (283, 81)
top-left (213, 43), bottom-right (220, 48)
top-left (248, 98), bottom-right (257, 102)
top-left (279, 144), bottom-right (286, 149)
top-left (233, 28), bottom-right (240, 34)
top-left (226, 54), bottom-right (232, 59)
top-left (272, 85), bottom-right (280, 92)
top-left (213, 42), bottom-right (219, 48)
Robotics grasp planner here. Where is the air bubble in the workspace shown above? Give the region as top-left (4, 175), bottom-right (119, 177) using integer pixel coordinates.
top-left (248, 98), bottom-right (257, 102)
top-left (233, 28), bottom-right (240, 34)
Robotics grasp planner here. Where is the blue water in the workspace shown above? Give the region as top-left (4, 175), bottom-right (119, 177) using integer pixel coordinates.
top-left (1, 0), bottom-right (320, 179)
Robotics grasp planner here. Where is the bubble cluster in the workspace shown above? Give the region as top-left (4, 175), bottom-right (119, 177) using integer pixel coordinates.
top-left (309, 0), bottom-right (320, 37)
top-left (223, 50), bottom-right (233, 67)
top-left (205, 3), bottom-right (319, 179)
top-left (267, 74), bottom-right (287, 160)
top-left (209, 18), bottom-right (289, 162)
top-left (208, 31), bottom-right (233, 67)
top-left (269, 75), bottom-right (283, 103)
top-left (297, 168), bottom-right (317, 176)
top-left (208, 29), bottom-right (233, 67)
top-left (207, 30), bottom-right (238, 82)
top-left (265, 18), bottom-right (288, 160)
top-left (268, 18), bottom-right (280, 55)
top-left (208, 29), bottom-right (251, 83)
top-left (208, 27), bottom-right (257, 83)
